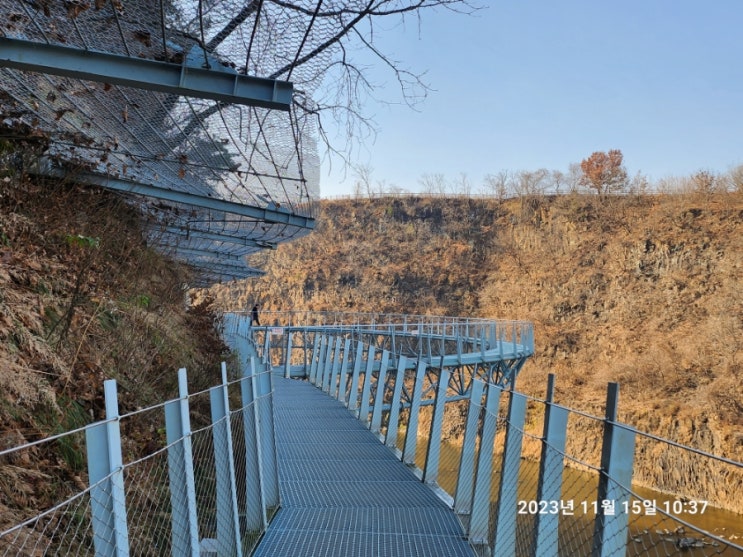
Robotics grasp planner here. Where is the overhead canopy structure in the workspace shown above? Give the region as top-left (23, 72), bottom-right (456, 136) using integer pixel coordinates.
top-left (0, 0), bottom-right (329, 283)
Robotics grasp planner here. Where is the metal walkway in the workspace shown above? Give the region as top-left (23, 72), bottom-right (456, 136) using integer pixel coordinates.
top-left (254, 376), bottom-right (475, 557)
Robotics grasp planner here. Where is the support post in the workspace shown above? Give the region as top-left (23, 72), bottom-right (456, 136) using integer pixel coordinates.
top-left (313, 335), bottom-right (327, 387)
top-left (370, 350), bottom-right (391, 435)
top-left (164, 369), bottom-right (200, 556)
top-left (241, 358), bottom-right (266, 530)
top-left (591, 383), bottom-right (636, 557)
top-left (308, 334), bottom-right (321, 382)
top-left (320, 335), bottom-right (334, 392)
top-left (209, 365), bottom-right (243, 557)
top-left (262, 329), bottom-right (271, 365)
top-left (347, 340), bottom-right (364, 410)
top-left (403, 360), bottom-right (428, 466)
top-left (337, 338), bottom-right (352, 402)
top-left (533, 374), bottom-right (569, 557)
top-left (468, 383), bottom-right (502, 546)
top-left (494, 392), bottom-right (528, 556)
top-left (255, 362), bottom-right (280, 509)
top-left (284, 332), bottom-right (293, 378)
top-left (327, 336), bottom-right (342, 396)
top-left (454, 379), bottom-right (485, 519)
top-left (358, 345), bottom-right (376, 424)
top-left (86, 380), bottom-right (130, 557)
top-left (423, 364), bottom-right (450, 485)
top-left (384, 355), bottom-right (408, 450)
top-left (319, 335), bottom-right (331, 388)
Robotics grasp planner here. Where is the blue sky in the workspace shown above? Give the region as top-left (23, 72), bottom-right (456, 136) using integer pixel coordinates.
top-left (318, 1), bottom-right (743, 197)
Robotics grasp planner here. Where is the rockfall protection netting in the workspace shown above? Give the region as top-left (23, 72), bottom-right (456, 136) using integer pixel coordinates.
top-left (0, 0), bottom-right (358, 284)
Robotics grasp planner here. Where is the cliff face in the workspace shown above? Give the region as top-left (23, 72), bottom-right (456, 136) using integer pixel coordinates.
top-left (204, 193), bottom-right (743, 506)
top-left (4, 176), bottom-right (739, 517)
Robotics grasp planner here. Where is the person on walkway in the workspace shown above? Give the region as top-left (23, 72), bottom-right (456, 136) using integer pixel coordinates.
top-left (251, 304), bottom-right (260, 327)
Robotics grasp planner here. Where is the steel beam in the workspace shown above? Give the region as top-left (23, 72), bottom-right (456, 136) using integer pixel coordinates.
top-left (0, 38), bottom-right (292, 110)
top-left (38, 167), bottom-right (315, 230)
top-left (156, 244), bottom-right (245, 262)
top-left (192, 275), bottom-right (257, 286)
top-left (186, 260), bottom-right (264, 277)
top-left (153, 225), bottom-right (277, 250)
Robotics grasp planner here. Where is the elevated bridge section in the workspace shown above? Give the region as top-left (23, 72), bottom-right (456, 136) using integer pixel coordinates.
top-left (223, 312), bottom-right (535, 557)
top-left (2, 313), bottom-right (742, 556)
top-left (245, 311), bottom-right (534, 387)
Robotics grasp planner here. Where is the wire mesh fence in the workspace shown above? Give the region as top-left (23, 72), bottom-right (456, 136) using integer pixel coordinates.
top-left (3, 313), bottom-right (742, 556)
top-left (0, 488), bottom-right (94, 556)
top-left (0, 351), bottom-right (277, 557)
top-left (123, 447), bottom-right (174, 556)
top-left (0, 0), bottom-right (332, 283)
top-left (297, 314), bottom-right (743, 557)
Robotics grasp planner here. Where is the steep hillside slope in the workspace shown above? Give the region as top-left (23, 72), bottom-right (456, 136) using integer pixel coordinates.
top-left (205, 193), bottom-right (743, 471)
top-left (0, 175), bottom-right (228, 524)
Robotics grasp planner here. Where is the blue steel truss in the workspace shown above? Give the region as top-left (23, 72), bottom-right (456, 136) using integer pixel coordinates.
top-left (0, 38), bottom-right (293, 110)
top-left (0, 0), bottom-right (328, 284)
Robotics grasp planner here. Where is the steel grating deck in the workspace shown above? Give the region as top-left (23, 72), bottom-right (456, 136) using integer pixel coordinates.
top-left (254, 377), bottom-right (475, 556)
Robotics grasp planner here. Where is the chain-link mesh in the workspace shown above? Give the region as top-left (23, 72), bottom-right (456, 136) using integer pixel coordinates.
top-left (0, 490), bottom-right (93, 556)
top-left (1, 364), bottom-right (277, 556)
top-left (123, 449), bottom-right (174, 555)
top-left (622, 430), bottom-right (743, 557)
top-left (0, 0), bottom-right (337, 283)
top-left (312, 354), bottom-right (742, 556)
top-left (190, 423), bottom-right (219, 548)
top-left (1, 420), bottom-right (97, 556)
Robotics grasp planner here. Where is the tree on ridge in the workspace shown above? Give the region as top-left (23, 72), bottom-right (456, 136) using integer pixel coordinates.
top-left (579, 149), bottom-right (628, 196)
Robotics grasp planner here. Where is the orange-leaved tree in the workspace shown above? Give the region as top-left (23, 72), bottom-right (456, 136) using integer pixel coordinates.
top-left (579, 149), bottom-right (628, 196)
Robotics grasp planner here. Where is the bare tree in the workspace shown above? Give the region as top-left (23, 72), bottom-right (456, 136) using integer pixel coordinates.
top-left (418, 172), bottom-right (447, 195)
top-left (174, 1), bottom-right (478, 184)
top-left (628, 171), bottom-right (650, 196)
top-left (482, 170), bottom-right (512, 200)
top-left (451, 172), bottom-right (472, 195)
top-left (549, 170), bottom-right (565, 195)
top-left (656, 175), bottom-right (685, 195)
top-left (515, 168), bottom-right (549, 197)
top-left (727, 164), bottom-right (743, 193)
top-left (690, 170), bottom-right (720, 195)
top-left (263, 1), bottom-right (479, 168)
top-left (353, 163), bottom-right (375, 197)
top-left (386, 183), bottom-right (408, 196)
top-left (566, 162), bottom-right (583, 194)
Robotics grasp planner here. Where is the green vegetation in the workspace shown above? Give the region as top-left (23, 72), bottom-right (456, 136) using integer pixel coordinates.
top-left (65, 234), bottom-right (100, 249)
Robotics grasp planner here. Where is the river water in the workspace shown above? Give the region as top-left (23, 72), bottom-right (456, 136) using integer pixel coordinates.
top-left (407, 437), bottom-right (743, 556)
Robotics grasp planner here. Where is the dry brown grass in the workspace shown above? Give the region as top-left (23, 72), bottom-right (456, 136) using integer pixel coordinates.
top-left (204, 191), bottom-right (743, 507)
top-left (0, 173), bottom-right (230, 528)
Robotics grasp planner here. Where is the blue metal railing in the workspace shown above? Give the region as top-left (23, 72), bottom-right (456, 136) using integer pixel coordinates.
top-left (0, 317), bottom-right (274, 556)
top-left (252, 313), bottom-right (743, 557)
top-left (1, 313), bottom-right (741, 556)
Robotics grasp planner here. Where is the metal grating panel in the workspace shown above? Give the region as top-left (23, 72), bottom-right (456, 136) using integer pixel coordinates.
top-left (257, 376), bottom-right (475, 557)
top-left (267, 507), bottom-right (467, 536)
top-left (279, 459), bottom-right (416, 483)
